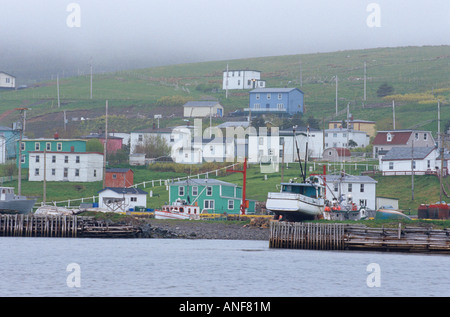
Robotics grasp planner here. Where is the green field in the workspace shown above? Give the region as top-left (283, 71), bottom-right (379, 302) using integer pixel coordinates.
top-left (0, 45), bottom-right (449, 136)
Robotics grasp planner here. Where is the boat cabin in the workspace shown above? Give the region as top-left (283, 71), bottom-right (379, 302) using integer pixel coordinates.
top-left (281, 183), bottom-right (322, 199)
top-left (162, 199), bottom-right (200, 216)
top-left (0, 187), bottom-right (16, 200)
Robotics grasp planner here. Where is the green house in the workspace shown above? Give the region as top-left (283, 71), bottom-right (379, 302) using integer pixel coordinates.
top-left (17, 138), bottom-right (87, 168)
top-left (169, 179), bottom-right (256, 215)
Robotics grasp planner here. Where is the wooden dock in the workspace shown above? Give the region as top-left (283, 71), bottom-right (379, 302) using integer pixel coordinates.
top-left (270, 221), bottom-right (450, 254)
top-left (0, 214), bottom-right (142, 238)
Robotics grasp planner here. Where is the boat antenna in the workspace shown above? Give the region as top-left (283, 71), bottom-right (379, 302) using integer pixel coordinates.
top-left (304, 125), bottom-right (310, 182)
top-left (293, 126), bottom-right (305, 182)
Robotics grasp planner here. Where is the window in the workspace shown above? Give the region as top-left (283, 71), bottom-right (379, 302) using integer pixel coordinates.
top-left (259, 137), bottom-right (264, 145)
top-left (204, 200), bottom-right (214, 209)
top-left (256, 94), bottom-right (260, 100)
top-left (76, 156), bottom-right (80, 163)
top-left (228, 200), bottom-right (234, 210)
top-left (268, 148), bottom-right (274, 156)
top-left (278, 93), bottom-right (282, 100)
top-left (267, 93), bottom-right (271, 100)
top-left (20, 142), bottom-right (25, 151)
top-left (237, 80), bottom-right (240, 86)
top-left (206, 186), bottom-right (212, 196)
top-left (389, 162), bottom-right (394, 170)
top-left (20, 155), bottom-right (25, 164)
top-left (415, 133), bottom-right (419, 140)
top-left (277, 103), bottom-right (284, 110)
top-left (360, 184), bottom-right (365, 193)
top-left (64, 156), bottom-right (69, 163)
top-left (427, 160), bottom-right (431, 169)
top-left (131, 197), bottom-right (137, 202)
top-left (46, 142), bottom-right (51, 151)
top-left (75, 169), bottom-right (80, 177)
top-left (334, 183), bottom-right (338, 192)
top-left (387, 133), bottom-right (392, 142)
top-left (424, 133), bottom-right (427, 140)
top-left (51, 169), bottom-right (56, 176)
top-left (333, 133), bottom-right (337, 138)
top-left (170, 135), bottom-right (175, 142)
top-left (35, 168), bottom-right (39, 176)
top-left (279, 137), bottom-right (284, 145)
top-left (254, 103), bottom-right (260, 109)
top-left (192, 186), bottom-right (198, 196)
top-left (35, 155), bottom-right (40, 163)
top-left (35, 142), bottom-right (40, 151)
top-left (138, 134), bottom-right (143, 142)
top-left (57, 143), bottom-right (62, 151)
top-left (94, 170), bottom-right (97, 177)
top-left (52, 155), bottom-right (56, 163)
top-left (348, 183), bottom-right (352, 192)
top-left (179, 186), bottom-right (185, 196)
top-left (112, 174), bottom-right (117, 179)
top-left (412, 161), bottom-right (416, 170)
top-left (64, 168), bottom-right (68, 178)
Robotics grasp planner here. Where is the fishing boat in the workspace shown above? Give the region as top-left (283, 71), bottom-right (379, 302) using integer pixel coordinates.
top-left (266, 127), bottom-right (326, 221)
top-left (0, 187), bottom-right (36, 214)
top-left (322, 195), bottom-right (373, 221)
top-left (266, 176), bottom-right (325, 221)
top-left (155, 199), bottom-right (201, 220)
top-left (375, 205), bottom-right (411, 220)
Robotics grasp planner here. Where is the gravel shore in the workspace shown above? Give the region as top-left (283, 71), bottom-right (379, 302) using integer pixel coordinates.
top-left (140, 219), bottom-right (270, 240)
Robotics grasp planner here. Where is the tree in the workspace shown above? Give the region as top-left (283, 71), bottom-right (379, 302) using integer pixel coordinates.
top-left (377, 83), bottom-right (394, 97)
top-left (86, 139), bottom-right (104, 152)
top-left (348, 139), bottom-right (358, 148)
top-left (134, 135), bottom-right (171, 159)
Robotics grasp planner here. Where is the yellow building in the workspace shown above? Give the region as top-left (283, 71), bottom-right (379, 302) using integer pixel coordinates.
top-left (328, 119), bottom-right (376, 138)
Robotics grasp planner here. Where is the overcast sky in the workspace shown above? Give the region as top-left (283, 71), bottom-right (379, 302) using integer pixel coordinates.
top-left (1, 0), bottom-right (449, 80)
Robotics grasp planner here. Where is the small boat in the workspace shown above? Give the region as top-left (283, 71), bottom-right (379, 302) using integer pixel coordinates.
top-left (375, 205), bottom-right (411, 220)
top-left (155, 199), bottom-right (201, 220)
top-left (0, 187), bottom-right (36, 214)
top-left (323, 196), bottom-right (374, 221)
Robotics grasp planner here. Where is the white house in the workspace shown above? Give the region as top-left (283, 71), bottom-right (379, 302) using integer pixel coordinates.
top-left (379, 147), bottom-right (438, 176)
top-left (372, 130), bottom-right (435, 158)
top-left (130, 126), bottom-right (192, 155)
top-left (223, 69), bottom-right (265, 90)
top-left (0, 136), bottom-right (6, 164)
top-left (183, 101), bottom-right (224, 118)
top-left (28, 151), bottom-right (103, 182)
top-left (0, 72), bottom-right (16, 89)
top-left (248, 128), bottom-right (324, 165)
top-left (98, 187), bottom-right (148, 212)
top-left (320, 174), bottom-right (378, 210)
top-left (325, 128), bottom-right (370, 149)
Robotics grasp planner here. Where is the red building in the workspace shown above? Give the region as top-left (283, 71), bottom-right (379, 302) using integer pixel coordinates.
top-left (84, 133), bottom-right (123, 154)
top-left (104, 168), bottom-right (134, 188)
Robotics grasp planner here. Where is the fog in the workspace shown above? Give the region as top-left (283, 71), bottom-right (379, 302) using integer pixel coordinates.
top-left (1, 0), bottom-right (449, 83)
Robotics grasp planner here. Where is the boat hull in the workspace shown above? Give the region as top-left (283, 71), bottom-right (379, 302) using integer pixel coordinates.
top-left (155, 210), bottom-right (199, 220)
top-left (266, 192), bottom-right (324, 221)
top-left (375, 209), bottom-right (411, 220)
top-left (0, 199), bottom-right (36, 214)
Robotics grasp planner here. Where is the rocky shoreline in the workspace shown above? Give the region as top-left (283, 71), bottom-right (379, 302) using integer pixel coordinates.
top-left (139, 219), bottom-right (270, 240)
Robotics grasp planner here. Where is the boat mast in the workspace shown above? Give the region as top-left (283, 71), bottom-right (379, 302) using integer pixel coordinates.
top-left (293, 127), bottom-right (305, 182)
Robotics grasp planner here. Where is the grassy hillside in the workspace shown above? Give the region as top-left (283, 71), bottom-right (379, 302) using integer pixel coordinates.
top-left (0, 45), bottom-right (449, 137)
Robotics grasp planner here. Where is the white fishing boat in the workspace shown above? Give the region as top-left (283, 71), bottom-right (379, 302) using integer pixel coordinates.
top-left (0, 187), bottom-right (36, 214)
top-left (266, 177), bottom-right (325, 221)
top-left (155, 199), bottom-right (201, 220)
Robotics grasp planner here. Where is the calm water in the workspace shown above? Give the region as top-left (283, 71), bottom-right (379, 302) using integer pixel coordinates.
top-left (0, 237), bottom-right (448, 297)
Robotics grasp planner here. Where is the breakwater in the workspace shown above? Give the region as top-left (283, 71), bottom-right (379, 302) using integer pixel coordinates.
top-left (0, 214), bottom-right (142, 238)
top-left (270, 221), bottom-right (450, 254)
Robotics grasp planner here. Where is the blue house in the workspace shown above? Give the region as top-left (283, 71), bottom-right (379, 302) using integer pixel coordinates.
top-left (247, 88), bottom-right (304, 116)
top-left (0, 126), bottom-right (20, 160)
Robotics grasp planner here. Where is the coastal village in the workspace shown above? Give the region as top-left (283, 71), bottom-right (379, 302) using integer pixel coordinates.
top-left (0, 47), bottom-right (450, 252)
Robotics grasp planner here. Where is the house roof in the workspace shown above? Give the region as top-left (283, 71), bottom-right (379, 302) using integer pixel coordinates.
top-left (373, 131), bottom-right (412, 145)
top-left (171, 178), bottom-right (238, 187)
top-left (0, 71), bottom-right (15, 78)
top-left (381, 147), bottom-right (436, 161)
top-left (183, 101), bottom-right (222, 108)
top-left (106, 168), bottom-right (133, 174)
top-left (98, 187), bottom-right (148, 195)
top-left (216, 121), bottom-right (250, 129)
top-left (329, 119), bottom-right (375, 124)
top-left (320, 174), bottom-right (377, 184)
top-left (250, 87), bottom-right (304, 94)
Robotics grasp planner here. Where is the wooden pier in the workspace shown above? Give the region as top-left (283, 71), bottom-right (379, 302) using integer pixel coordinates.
top-left (0, 214), bottom-right (142, 238)
top-left (270, 221), bottom-right (450, 254)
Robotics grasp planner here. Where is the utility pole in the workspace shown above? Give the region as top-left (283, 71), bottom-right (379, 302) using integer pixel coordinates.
top-left (103, 100), bottom-right (108, 188)
top-left (57, 74), bottom-right (60, 108)
top-left (335, 75), bottom-right (338, 115)
top-left (392, 100), bottom-right (396, 130)
top-left (411, 138), bottom-right (414, 201)
top-left (15, 107), bottom-right (28, 196)
top-left (43, 148), bottom-right (46, 205)
top-left (364, 61), bottom-right (367, 101)
top-left (90, 64), bottom-right (93, 99)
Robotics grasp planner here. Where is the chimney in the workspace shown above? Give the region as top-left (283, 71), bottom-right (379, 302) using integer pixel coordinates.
top-left (54, 132), bottom-right (59, 139)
